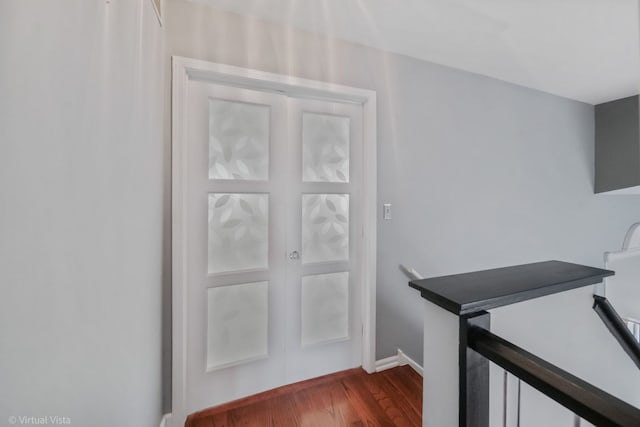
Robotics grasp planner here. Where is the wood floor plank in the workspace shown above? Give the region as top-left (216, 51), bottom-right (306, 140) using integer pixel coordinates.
top-left (293, 382), bottom-right (361, 426)
top-left (340, 373), bottom-right (395, 426)
top-left (186, 367), bottom-right (422, 427)
top-left (186, 368), bottom-right (363, 422)
top-left (380, 366), bottom-right (423, 418)
top-left (385, 365), bottom-right (422, 390)
top-left (359, 367), bottom-right (420, 426)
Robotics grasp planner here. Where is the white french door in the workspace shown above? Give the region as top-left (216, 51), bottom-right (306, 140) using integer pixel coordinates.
top-left (182, 79), bottom-right (364, 414)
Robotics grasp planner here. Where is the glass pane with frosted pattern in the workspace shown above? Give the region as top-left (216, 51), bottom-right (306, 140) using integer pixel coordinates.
top-left (301, 272), bottom-right (349, 346)
top-left (209, 99), bottom-right (269, 180)
top-left (302, 112), bottom-right (350, 182)
top-left (208, 193), bottom-right (268, 274)
top-left (207, 282), bottom-right (268, 369)
top-left (302, 194), bottom-right (349, 264)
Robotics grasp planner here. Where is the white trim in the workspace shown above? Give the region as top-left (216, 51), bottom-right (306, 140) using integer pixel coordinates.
top-left (149, 0), bottom-right (162, 26)
top-left (622, 222), bottom-right (640, 250)
top-left (399, 264), bottom-right (424, 281)
top-left (605, 247), bottom-right (640, 263)
top-left (398, 349), bottom-right (424, 376)
top-left (375, 354), bottom-right (401, 372)
top-left (361, 90), bottom-right (377, 374)
top-left (171, 56), bottom-right (377, 424)
top-left (159, 414), bottom-right (171, 427)
top-left (171, 57), bottom-right (190, 427)
top-left (599, 223), bottom-right (640, 297)
top-left (173, 57), bottom-right (373, 104)
top-left (375, 349), bottom-right (424, 376)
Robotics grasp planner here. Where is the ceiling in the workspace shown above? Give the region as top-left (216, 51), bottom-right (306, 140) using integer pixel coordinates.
top-left (193, 0), bottom-right (639, 104)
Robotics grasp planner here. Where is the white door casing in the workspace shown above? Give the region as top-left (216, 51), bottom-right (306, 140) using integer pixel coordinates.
top-left (171, 57), bottom-right (377, 426)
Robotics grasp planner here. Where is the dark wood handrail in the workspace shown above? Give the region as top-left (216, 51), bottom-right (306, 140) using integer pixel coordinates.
top-left (468, 325), bottom-right (640, 427)
top-left (593, 295), bottom-right (640, 370)
top-left (409, 261), bottom-right (613, 315)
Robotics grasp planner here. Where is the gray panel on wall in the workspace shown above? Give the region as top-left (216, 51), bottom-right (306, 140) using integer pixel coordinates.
top-left (595, 95), bottom-right (640, 193)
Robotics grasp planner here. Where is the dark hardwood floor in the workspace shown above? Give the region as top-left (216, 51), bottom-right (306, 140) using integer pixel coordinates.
top-left (186, 365), bottom-right (422, 427)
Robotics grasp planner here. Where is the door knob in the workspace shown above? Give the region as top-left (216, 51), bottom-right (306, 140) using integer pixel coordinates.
top-left (289, 250), bottom-right (300, 260)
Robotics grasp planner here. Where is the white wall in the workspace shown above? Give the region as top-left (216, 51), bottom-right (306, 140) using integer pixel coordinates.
top-left (0, 1), bottom-right (165, 426)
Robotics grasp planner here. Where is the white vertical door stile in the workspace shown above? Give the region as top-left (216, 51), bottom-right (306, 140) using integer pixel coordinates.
top-left (183, 77), bottom-right (364, 413)
top-left (186, 81), bottom-right (289, 413)
top-left (285, 97), bottom-right (363, 383)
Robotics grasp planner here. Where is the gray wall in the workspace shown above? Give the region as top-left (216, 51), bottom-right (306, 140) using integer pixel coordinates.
top-left (165, 3), bottom-right (640, 423)
top-left (0, 1), bottom-right (165, 426)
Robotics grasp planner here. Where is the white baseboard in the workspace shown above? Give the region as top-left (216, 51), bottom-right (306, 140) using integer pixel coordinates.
top-left (159, 413), bottom-right (171, 427)
top-left (375, 354), bottom-right (400, 372)
top-left (397, 349), bottom-right (423, 376)
top-left (375, 349), bottom-right (423, 376)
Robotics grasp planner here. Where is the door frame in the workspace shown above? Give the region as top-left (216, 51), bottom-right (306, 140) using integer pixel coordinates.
top-left (170, 56), bottom-right (377, 425)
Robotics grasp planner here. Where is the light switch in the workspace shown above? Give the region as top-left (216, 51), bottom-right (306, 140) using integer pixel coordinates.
top-left (383, 203), bottom-right (392, 220)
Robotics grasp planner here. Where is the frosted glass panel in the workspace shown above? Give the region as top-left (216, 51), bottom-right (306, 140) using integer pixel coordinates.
top-left (302, 112), bottom-right (350, 182)
top-left (209, 99), bottom-right (269, 180)
top-left (208, 193), bottom-right (268, 274)
top-left (302, 194), bottom-right (349, 264)
top-left (207, 282), bottom-right (268, 369)
top-left (301, 272), bottom-right (349, 346)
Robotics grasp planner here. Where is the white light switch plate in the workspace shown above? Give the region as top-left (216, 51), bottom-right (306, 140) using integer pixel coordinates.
top-left (383, 203), bottom-right (392, 220)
